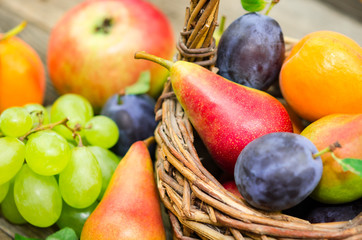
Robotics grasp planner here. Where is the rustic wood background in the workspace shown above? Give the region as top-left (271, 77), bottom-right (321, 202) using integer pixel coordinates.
top-left (0, 0), bottom-right (361, 239)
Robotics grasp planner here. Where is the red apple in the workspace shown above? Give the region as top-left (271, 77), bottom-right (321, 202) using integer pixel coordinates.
top-left (47, 0), bottom-right (175, 109)
top-left (0, 22), bottom-right (46, 112)
top-left (222, 180), bottom-right (243, 199)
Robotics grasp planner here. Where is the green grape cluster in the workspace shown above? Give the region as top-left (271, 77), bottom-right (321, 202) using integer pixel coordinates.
top-left (0, 94), bottom-right (121, 232)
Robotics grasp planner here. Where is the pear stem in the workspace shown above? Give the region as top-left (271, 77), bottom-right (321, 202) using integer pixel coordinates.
top-left (134, 51), bottom-right (173, 70)
top-left (143, 136), bottom-right (155, 148)
top-left (1, 21), bottom-right (27, 41)
top-left (312, 141), bottom-right (342, 159)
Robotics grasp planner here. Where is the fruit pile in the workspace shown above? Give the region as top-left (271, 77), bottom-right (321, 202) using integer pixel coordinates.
top-left (134, 1), bottom-right (361, 237)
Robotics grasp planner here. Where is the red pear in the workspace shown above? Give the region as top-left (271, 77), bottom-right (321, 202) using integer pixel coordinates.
top-left (135, 52), bottom-right (292, 175)
top-left (80, 140), bottom-right (166, 240)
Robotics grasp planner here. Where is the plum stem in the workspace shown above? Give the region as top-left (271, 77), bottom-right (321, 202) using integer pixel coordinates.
top-left (1, 21), bottom-right (27, 41)
top-left (117, 89), bottom-right (126, 105)
top-left (134, 51), bottom-right (173, 71)
top-left (265, 0), bottom-right (280, 15)
top-left (313, 141), bottom-right (342, 159)
top-left (217, 15), bottom-right (226, 35)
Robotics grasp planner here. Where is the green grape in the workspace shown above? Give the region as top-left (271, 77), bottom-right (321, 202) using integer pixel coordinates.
top-left (45, 105), bottom-right (52, 121)
top-left (0, 107), bottom-right (33, 137)
top-left (0, 181), bottom-right (10, 203)
top-left (50, 94), bottom-right (94, 141)
top-left (0, 137), bottom-right (25, 185)
top-left (59, 146), bottom-right (102, 209)
top-left (56, 200), bottom-right (98, 238)
top-left (68, 141), bottom-right (76, 149)
top-left (1, 180), bottom-right (27, 224)
top-left (25, 130), bottom-right (71, 176)
top-left (13, 164), bottom-right (62, 228)
top-left (88, 146), bottom-right (121, 200)
top-left (84, 116), bottom-right (119, 149)
top-left (24, 103), bottom-right (50, 128)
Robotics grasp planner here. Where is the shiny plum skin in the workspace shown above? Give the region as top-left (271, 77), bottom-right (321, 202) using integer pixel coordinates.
top-left (234, 132), bottom-right (323, 211)
top-left (284, 197), bottom-right (362, 223)
top-left (216, 12), bottom-right (285, 90)
top-left (101, 94), bottom-right (157, 156)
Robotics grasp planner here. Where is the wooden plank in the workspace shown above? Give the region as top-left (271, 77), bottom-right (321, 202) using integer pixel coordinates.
top-left (320, 0), bottom-right (362, 22)
top-left (0, 217), bottom-right (58, 239)
top-left (0, 0), bottom-right (83, 32)
top-left (0, 229), bottom-right (12, 240)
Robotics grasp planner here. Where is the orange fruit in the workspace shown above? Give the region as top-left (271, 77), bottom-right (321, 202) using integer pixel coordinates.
top-left (279, 31), bottom-right (362, 122)
top-left (0, 23), bottom-right (46, 112)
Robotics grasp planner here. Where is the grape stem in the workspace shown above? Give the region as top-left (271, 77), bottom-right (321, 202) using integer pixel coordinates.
top-left (65, 123), bottom-right (85, 147)
top-left (29, 110), bottom-right (45, 128)
top-left (75, 132), bottom-right (84, 147)
top-left (19, 117), bottom-right (70, 141)
top-left (312, 141), bottom-right (342, 159)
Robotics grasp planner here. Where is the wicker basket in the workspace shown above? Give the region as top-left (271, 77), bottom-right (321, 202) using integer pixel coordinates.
top-left (153, 1), bottom-right (362, 239)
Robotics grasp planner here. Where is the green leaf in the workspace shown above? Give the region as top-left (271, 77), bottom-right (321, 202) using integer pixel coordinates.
top-left (46, 227), bottom-right (78, 240)
top-left (241, 0), bottom-right (269, 12)
top-left (14, 234), bottom-right (40, 240)
top-left (339, 158), bottom-right (362, 177)
top-left (125, 71), bottom-right (151, 95)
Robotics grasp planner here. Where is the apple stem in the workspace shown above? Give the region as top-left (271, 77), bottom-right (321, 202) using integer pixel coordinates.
top-left (1, 21), bottom-right (27, 41)
top-left (313, 141), bottom-right (342, 159)
top-left (134, 51), bottom-right (173, 71)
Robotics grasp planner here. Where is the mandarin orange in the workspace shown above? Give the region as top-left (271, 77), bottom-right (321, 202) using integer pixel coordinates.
top-left (279, 31), bottom-right (362, 122)
top-left (0, 23), bottom-right (46, 112)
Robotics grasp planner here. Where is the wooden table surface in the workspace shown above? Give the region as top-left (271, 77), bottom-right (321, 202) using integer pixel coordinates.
top-left (0, 0), bottom-right (361, 239)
